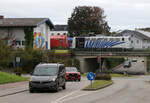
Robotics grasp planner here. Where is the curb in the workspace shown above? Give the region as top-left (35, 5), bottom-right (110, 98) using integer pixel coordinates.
top-left (0, 89), bottom-right (28, 97)
top-left (82, 81), bottom-right (113, 91)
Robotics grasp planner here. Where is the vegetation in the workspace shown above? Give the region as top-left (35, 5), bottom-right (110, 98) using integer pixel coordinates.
top-left (24, 28), bottom-right (34, 50)
top-left (147, 57), bottom-right (150, 72)
top-left (0, 39), bottom-right (13, 69)
top-left (68, 6), bottom-right (110, 37)
top-left (110, 73), bottom-right (135, 77)
top-left (95, 73), bottom-right (111, 80)
top-left (84, 80), bottom-right (112, 89)
top-left (103, 58), bottom-right (125, 69)
top-left (0, 71), bottom-right (28, 84)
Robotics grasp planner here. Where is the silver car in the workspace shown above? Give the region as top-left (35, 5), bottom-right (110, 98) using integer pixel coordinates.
top-left (29, 63), bottom-right (66, 93)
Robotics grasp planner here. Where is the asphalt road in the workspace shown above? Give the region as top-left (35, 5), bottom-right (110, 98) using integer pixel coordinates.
top-left (0, 77), bottom-right (90, 103)
top-left (1, 76), bottom-right (150, 103)
top-left (113, 57), bottom-right (147, 74)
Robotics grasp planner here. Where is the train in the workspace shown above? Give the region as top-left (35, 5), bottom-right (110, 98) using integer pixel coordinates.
top-left (49, 35), bottom-right (132, 49)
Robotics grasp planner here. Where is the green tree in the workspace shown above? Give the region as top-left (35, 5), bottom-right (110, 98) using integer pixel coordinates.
top-left (24, 28), bottom-right (33, 50)
top-left (0, 39), bottom-right (12, 68)
top-left (68, 6), bottom-right (110, 37)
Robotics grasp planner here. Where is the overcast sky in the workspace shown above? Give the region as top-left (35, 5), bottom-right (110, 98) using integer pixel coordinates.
top-left (0, 0), bottom-right (150, 31)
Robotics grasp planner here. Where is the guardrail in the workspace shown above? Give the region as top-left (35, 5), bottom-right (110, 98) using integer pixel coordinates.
top-left (75, 51), bottom-right (150, 56)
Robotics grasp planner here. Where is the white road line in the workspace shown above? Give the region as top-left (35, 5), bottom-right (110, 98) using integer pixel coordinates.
top-left (57, 91), bottom-right (96, 103)
top-left (51, 90), bottom-right (80, 103)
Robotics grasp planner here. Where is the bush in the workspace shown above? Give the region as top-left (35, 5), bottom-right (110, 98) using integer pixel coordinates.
top-left (95, 73), bottom-right (111, 80)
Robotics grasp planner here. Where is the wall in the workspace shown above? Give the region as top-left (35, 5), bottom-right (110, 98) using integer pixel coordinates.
top-left (33, 22), bottom-right (51, 50)
top-left (0, 28), bottom-right (25, 48)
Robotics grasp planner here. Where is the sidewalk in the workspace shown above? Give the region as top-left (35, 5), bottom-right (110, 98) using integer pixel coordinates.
top-left (0, 80), bottom-right (29, 97)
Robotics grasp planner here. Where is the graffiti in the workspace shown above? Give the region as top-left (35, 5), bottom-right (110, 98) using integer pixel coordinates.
top-left (33, 32), bottom-right (46, 49)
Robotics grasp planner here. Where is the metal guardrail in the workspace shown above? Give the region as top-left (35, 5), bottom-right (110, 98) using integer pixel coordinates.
top-left (75, 51), bottom-right (150, 56)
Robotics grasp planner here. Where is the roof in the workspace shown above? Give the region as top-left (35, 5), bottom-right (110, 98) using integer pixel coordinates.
top-left (54, 25), bottom-right (68, 31)
top-left (0, 18), bottom-right (54, 29)
top-left (118, 30), bottom-right (150, 40)
top-left (36, 63), bottom-right (64, 67)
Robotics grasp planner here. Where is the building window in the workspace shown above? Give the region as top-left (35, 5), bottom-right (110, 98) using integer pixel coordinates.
top-left (137, 40), bottom-right (139, 44)
top-left (22, 41), bottom-right (25, 46)
top-left (131, 40), bottom-right (133, 43)
top-left (122, 38), bottom-right (124, 41)
top-left (16, 40), bottom-right (21, 45)
top-left (128, 38), bottom-right (131, 41)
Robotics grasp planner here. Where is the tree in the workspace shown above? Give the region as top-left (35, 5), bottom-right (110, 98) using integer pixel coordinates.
top-left (24, 28), bottom-right (34, 50)
top-left (68, 6), bottom-right (110, 37)
top-left (0, 38), bottom-right (12, 68)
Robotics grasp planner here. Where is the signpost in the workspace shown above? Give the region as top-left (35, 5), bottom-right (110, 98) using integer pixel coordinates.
top-left (87, 72), bottom-right (96, 87)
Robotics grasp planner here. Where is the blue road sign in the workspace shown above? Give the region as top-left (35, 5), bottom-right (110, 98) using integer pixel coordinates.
top-left (87, 72), bottom-right (96, 81)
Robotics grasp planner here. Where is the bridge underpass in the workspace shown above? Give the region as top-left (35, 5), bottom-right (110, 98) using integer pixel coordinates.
top-left (75, 51), bottom-right (149, 74)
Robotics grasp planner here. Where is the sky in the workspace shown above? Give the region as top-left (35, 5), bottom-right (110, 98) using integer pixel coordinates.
top-left (0, 0), bottom-right (150, 31)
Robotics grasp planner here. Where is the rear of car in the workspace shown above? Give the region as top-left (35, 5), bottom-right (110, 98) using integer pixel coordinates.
top-left (123, 61), bottom-right (131, 68)
top-left (65, 67), bottom-right (81, 81)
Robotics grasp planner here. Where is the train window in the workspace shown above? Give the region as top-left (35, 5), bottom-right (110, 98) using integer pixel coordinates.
top-left (110, 38), bottom-right (114, 41)
top-left (60, 39), bottom-right (63, 43)
top-left (128, 38), bottom-right (131, 41)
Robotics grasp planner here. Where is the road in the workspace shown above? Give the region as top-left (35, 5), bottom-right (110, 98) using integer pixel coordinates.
top-left (1, 76), bottom-right (150, 103)
top-left (113, 57), bottom-right (147, 74)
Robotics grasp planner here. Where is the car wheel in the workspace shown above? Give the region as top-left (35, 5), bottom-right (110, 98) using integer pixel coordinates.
top-left (78, 79), bottom-right (81, 82)
top-left (62, 83), bottom-right (66, 89)
top-left (29, 88), bottom-right (34, 93)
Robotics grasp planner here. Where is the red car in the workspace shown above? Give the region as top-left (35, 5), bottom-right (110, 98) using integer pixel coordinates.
top-left (65, 67), bottom-right (81, 81)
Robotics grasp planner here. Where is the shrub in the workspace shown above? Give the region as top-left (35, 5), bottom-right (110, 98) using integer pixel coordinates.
top-left (95, 73), bottom-right (111, 80)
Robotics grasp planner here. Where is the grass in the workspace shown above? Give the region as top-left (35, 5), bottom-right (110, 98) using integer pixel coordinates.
top-left (82, 73), bottom-right (135, 78)
top-left (0, 71), bottom-right (28, 84)
top-left (81, 73), bottom-right (87, 77)
top-left (110, 73), bottom-right (136, 77)
top-left (84, 80), bottom-right (112, 89)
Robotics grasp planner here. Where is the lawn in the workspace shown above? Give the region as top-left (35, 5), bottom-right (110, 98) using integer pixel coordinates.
top-left (110, 73), bottom-right (135, 77)
top-left (84, 80), bottom-right (113, 90)
top-left (0, 71), bottom-right (28, 84)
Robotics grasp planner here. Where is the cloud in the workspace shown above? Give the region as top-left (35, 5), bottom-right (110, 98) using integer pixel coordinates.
top-left (0, 0), bottom-right (150, 31)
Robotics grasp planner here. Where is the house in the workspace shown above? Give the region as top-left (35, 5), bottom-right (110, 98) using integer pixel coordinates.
top-left (117, 30), bottom-right (150, 49)
top-left (0, 16), bottom-right (54, 49)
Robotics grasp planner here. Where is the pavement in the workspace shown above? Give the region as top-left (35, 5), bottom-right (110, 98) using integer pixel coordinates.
top-left (0, 75), bottom-right (29, 97)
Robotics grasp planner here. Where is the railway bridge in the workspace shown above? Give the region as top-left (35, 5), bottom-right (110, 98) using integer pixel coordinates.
top-left (75, 51), bottom-right (150, 73)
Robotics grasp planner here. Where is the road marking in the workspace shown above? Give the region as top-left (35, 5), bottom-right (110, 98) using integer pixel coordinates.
top-left (57, 92), bottom-right (93, 103)
top-left (51, 90), bottom-right (80, 103)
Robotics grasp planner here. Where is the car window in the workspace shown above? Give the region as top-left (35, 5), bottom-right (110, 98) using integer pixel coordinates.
top-left (65, 67), bottom-right (77, 72)
top-left (124, 61), bottom-right (130, 65)
top-left (33, 66), bottom-right (58, 76)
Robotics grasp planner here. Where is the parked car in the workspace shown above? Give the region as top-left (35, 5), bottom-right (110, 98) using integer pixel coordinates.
top-left (29, 63), bottom-right (66, 93)
top-left (65, 67), bottom-right (81, 81)
top-left (132, 58), bottom-right (137, 62)
top-left (124, 61), bottom-right (131, 68)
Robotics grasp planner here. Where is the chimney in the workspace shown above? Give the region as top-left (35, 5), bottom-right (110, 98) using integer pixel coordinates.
top-left (0, 15), bottom-right (4, 19)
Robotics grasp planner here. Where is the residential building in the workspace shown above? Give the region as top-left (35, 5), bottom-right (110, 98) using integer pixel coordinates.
top-left (118, 30), bottom-right (150, 49)
top-left (0, 16), bottom-right (54, 49)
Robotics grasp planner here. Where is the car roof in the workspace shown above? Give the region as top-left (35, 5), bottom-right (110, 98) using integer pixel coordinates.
top-left (36, 63), bottom-right (64, 67)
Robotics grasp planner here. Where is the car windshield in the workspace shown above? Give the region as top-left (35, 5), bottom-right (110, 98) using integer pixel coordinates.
top-left (124, 61), bottom-right (130, 65)
top-left (65, 67), bottom-right (77, 72)
top-left (33, 66), bottom-right (58, 76)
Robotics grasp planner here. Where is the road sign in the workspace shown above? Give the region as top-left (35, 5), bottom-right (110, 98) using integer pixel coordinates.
top-left (87, 72), bottom-right (96, 81)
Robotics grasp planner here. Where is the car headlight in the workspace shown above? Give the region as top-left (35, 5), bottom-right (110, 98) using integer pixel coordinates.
top-left (51, 76), bottom-right (57, 81)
